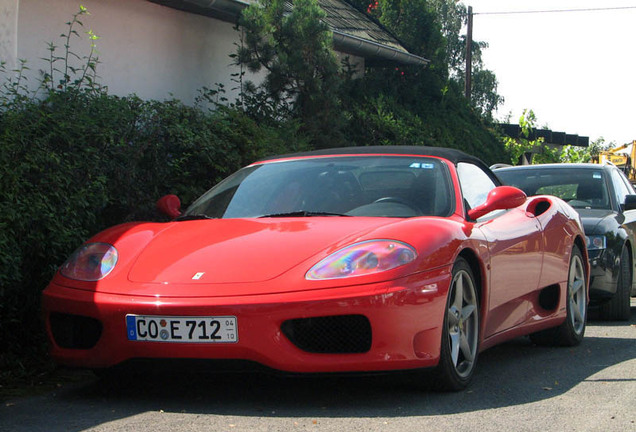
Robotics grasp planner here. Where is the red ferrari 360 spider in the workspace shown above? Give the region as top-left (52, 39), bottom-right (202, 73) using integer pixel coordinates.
top-left (42, 146), bottom-right (589, 390)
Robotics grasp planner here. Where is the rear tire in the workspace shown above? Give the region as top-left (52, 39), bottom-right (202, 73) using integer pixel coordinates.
top-left (599, 247), bottom-right (632, 321)
top-left (432, 257), bottom-right (480, 391)
top-left (530, 244), bottom-right (587, 346)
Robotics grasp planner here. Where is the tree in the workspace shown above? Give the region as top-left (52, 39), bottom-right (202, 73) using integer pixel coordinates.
top-left (559, 137), bottom-right (616, 164)
top-left (587, 137), bottom-right (614, 161)
top-left (502, 109), bottom-right (559, 164)
top-left (559, 145), bottom-right (592, 163)
top-left (432, 0), bottom-right (503, 118)
top-left (235, 0), bottom-right (344, 147)
top-left (501, 109), bottom-right (600, 164)
top-left (366, 0), bottom-right (447, 71)
top-left (235, 0), bottom-right (507, 163)
top-left (357, 0), bottom-right (503, 118)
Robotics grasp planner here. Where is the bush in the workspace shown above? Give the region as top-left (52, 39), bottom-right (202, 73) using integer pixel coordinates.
top-left (341, 68), bottom-right (506, 166)
top-left (0, 86), bottom-right (307, 379)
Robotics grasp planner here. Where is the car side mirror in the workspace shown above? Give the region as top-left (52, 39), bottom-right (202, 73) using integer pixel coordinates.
top-left (623, 194), bottom-right (636, 211)
top-left (468, 186), bottom-right (527, 220)
top-left (157, 194), bottom-right (182, 219)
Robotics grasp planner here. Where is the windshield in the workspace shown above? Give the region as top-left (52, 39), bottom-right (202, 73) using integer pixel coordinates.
top-left (184, 156), bottom-right (453, 219)
top-left (496, 167), bottom-right (611, 210)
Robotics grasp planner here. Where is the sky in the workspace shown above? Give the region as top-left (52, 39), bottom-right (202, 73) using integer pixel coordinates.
top-left (464, 0), bottom-right (636, 146)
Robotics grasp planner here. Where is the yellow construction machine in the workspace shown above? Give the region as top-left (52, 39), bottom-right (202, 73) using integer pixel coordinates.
top-left (594, 140), bottom-right (636, 183)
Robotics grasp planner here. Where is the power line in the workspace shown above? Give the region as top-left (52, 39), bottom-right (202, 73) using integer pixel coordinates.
top-left (474, 6), bottom-right (636, 16)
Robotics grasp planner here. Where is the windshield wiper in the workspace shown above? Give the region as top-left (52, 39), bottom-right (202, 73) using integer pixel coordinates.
top-left (258, 211), bottom-right (349, 218)
top-left (175, 214), bottom-right (215, 221)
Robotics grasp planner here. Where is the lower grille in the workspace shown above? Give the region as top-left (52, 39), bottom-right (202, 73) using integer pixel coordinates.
top-left (281, 315), bottom-right (372, 354)
top-left (50, 312), bottom-right (102, 349)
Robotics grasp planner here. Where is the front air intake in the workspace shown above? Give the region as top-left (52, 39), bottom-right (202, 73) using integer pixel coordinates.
top-left (50, 312), bottom-right (102, 349)
top-left (281, 315), bottom-right (372, 354)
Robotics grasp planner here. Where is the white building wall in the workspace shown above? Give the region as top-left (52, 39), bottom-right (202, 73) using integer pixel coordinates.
top-left (0, 0), bottom-right (18, 71)
top-left (13, 0), bottom-right (244, 103)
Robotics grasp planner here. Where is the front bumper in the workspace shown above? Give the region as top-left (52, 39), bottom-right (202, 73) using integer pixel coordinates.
top-left (42, 268), bottom-right (450, 373)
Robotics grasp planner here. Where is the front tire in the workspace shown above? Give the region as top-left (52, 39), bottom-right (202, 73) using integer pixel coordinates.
top-left (433, 257), bottom-right (480, 391)
top-left (531, 244), bottom-right (587, 346)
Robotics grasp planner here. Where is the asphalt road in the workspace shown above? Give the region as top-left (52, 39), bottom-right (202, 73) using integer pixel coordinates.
top-left (2, 300), bottom-right (635, 432)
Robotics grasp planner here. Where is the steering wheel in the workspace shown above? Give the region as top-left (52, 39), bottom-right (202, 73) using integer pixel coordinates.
top-left (566, 199), bottom-right (592, 208)
top-left (373, 196), bottom-right (419, 210)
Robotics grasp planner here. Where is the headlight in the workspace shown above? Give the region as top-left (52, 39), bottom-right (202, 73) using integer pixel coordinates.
top-left (585, 235), bottom-right (606, 251)
top-left (306, 240), bottom-right (417, 280)
top-left (60, 242), bottom-right (118, 281)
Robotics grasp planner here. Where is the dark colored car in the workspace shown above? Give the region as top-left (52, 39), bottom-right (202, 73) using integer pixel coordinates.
top-left (495, 163), bottom-right (636, 320)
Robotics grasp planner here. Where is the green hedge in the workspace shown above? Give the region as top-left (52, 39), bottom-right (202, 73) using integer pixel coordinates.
top-left (341, 68), bottom-right (506, 166)
top-left (0, 89), bottom-right (307, 378)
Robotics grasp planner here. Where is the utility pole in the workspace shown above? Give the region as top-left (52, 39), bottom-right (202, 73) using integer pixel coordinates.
top-left (465, 5), bottom-right (473, 100)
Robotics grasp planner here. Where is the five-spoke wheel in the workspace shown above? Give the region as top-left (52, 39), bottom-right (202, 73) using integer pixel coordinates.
top-left (434, 257), bottom-right (480, 390)
top-left (567, 247), bottom-right (587, 335)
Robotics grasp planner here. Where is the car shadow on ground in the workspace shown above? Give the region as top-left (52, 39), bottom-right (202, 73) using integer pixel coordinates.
top-left (2, 307), bottom-right (635, 431)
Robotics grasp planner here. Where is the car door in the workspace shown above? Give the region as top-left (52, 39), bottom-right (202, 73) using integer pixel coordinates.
top-left (457, 162), bottom-right (544, 338)
top-left (610, 167), bottom-right (636, 293)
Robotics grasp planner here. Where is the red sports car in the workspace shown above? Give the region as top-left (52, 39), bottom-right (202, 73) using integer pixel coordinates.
top-left (42, 146), bottom-right (589, 390)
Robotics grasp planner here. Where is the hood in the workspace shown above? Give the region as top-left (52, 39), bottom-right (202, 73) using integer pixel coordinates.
top-left (125, 218), bottom-right (400, 286)
top-left (576, 208), bottom-right (615, 235)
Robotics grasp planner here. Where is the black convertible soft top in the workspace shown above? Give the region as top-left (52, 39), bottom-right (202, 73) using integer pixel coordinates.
top-left (259, 145), bottom-right (488, 168)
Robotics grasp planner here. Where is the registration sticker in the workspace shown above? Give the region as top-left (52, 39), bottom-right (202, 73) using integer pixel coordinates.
top-left (409, 162), bottom-right (435, 169)
top-left (126, 315), bottom-right (238, 343)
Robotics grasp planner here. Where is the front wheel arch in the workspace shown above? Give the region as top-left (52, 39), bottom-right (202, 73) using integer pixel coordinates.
top-left (621, 239), bottom-right (632, 285)
top-left (457, 248), bottom-right (484, 309)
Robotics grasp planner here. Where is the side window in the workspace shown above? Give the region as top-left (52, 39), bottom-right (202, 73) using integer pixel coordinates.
top-left (618, 169), bottom-right (635, 195)
top-left (457, 162), bottom-right (497, 209)
top-left (611, 169), bottom-right (632, 205)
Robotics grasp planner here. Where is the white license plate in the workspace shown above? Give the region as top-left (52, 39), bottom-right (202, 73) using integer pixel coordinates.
top-left (126, 315), bottom-right (238, 343)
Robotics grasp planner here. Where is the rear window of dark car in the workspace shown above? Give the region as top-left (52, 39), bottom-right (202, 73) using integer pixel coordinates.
top-left (496, 167), bottom-right (610, 210)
